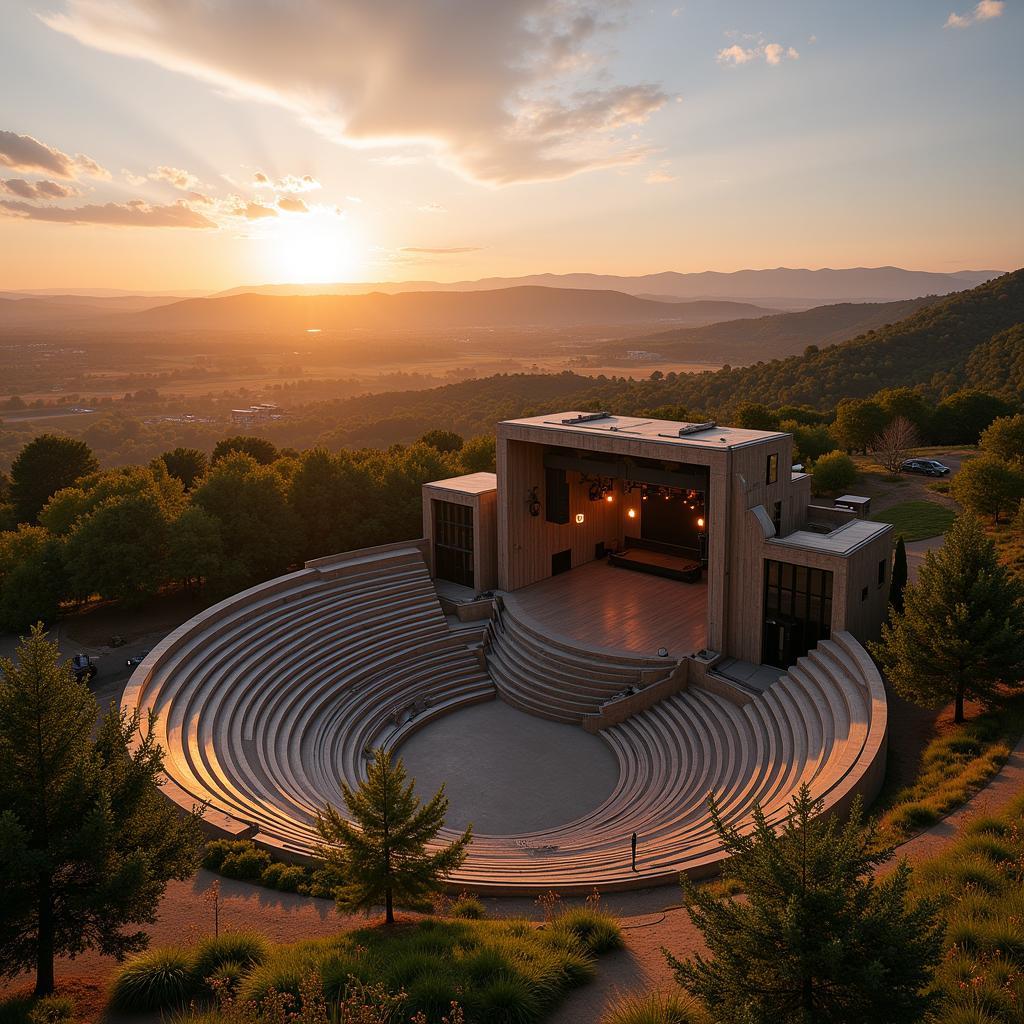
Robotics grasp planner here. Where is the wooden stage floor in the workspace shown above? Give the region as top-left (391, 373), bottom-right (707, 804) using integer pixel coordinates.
top-left (503, 559), bottom-right (708, 658)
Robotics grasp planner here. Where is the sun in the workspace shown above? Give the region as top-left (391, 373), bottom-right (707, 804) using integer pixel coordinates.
top-left (264, 211), bottom-right (361, 284)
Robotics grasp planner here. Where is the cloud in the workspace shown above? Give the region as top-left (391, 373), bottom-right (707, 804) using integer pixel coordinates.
top-left (0, 198), bottom-right (216, 227)
top-left (1, 178), bottom-right (79, 199)
top-left (400, 246), bottom-right (482, 254)
top-left (42, 1), bottom-right (668, 186)
top-left (645, 167), bottom-right (676, 184)
top-left (253, 172), bottom-right (320, 193)
top-left (418, 202), bottom-right (448, 214)
top-left (228, 198), bottom-right (277, 220)
top-left (0, 129), bottom-right (107, 179)
top-left (277, 195), bottom-right (309, 213)
top-left (151, 165), bottom-right (200, 190)
top-left (122, 169), bottom-right (148, 186)
top-left (717, 40), bottom-right (799, 65)
top-left (946, 1), bottom-right (1004, 27)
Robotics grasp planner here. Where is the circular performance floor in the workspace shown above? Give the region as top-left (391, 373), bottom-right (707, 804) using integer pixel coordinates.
top-left (396, 700), bottom-right (620, 835)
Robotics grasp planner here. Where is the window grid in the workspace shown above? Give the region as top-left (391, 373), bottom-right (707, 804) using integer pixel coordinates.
top-left (763, 558), bottom-right (833, 645)
top-left (434, 500), bottom-right (474, 588)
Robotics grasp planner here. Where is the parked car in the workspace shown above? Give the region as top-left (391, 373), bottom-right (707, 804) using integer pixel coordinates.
top-left (126, 650), bottom-right (151, 669)
top-left (900, 458), bottom-right (951, 476)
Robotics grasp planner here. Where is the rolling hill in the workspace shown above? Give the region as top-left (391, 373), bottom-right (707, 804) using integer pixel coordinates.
top-left (599, 297), bottom-right (938, 365)
top-left (215, 267), bottom-right (1002, 305)
top-left (301, 269), bottom-right (1023, 446)
top-left (115, 286), bottom-right (777, 332)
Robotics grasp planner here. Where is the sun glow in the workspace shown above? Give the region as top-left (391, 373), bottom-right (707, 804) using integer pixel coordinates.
top-left (263, 211), bottom-right (361, 284)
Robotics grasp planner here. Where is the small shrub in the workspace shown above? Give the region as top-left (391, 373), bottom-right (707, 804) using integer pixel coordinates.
top-left (202, 839), bottom-right (250, 872)
top-left (550, 908), bottom-right (623, 954)
top-left (26, 997), bottom-right (74, 1024)
top-left (192, 931), bottom-right (271, 986)
top-left (601, 990), bottom-right (711, 1024)
top-left (204, 960), bottom-right (245, 997)
top-left (219, 845), bottom-right (272, 882)
top-left (448, 895), bottom-right (486, 919)
top-left (237, 948), bottom-right (315, 1004)
top-left (0, 995), bottom-right (33, 1024)
top-left (110, 947), bottom-right (195, 1012)
top-left (260, 862), bottom-right (307, 893)
top-left (471, 973), bottom-right (542, 1024)
top-left (811, 451), bottom-right (858, 496)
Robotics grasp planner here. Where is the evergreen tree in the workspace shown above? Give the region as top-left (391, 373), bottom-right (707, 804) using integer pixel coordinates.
top-left (870, 513), bottom-right (1024, 723)
top-left (314, 748), bottom-right (471, 924)
top-left (0, 626), bottom-right (203, 995)
top-left (889, 535), bottom-right (908, 614)
top-left (665, 785), bottom-right (943, 1024)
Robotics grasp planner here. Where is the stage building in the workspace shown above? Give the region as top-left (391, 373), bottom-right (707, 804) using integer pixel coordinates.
top-left (423, 411), bottom-right (893, 670)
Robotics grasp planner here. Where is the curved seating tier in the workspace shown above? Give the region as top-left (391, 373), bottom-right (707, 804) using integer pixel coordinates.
top-left (484, 598), bottom-right (678, 724)
top-left (125, 546), bottom-right (887, 894)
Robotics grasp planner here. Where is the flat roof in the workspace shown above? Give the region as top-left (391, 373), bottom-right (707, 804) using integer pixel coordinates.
top-left (500, 412), bottom-right (787, 450)
top-left (769, 518), bottom-right (892, 556)
top-left (423, 472), bottom-right (497, 495)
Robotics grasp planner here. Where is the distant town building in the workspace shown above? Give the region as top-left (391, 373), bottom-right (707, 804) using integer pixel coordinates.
top-left (231, 402), bottom-right (284, 426)
top-left (625, 349), bottom-right (664, 360)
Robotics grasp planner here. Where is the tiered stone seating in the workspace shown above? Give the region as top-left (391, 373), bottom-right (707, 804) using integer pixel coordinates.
top-left (123, 544), bottom-right (495, 858)
top-left (126, 546), bottom-right (886, 892)
top-left (484, 598), bottom-right (677, 723)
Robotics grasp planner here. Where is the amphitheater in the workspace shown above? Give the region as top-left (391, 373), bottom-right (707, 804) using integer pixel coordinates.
top-left (124, 539), bottom-right (888, 894)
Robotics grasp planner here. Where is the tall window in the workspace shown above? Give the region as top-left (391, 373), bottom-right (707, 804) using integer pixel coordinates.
top-left (434, 500), bottom-right (474, 588)
top-left (766, 452), bottom-right (779, 485)
top-left (763, 559), bottom-right (833, 666)
top-left (771, 500), bottom-right (783, 535)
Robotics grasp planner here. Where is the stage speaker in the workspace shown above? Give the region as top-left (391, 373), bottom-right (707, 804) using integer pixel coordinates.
top-left (545, 467), bottom-right (569, 524)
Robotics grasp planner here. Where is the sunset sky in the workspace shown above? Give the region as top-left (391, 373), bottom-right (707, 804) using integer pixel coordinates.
top-left (1, 0), bottom-right (1020, 292)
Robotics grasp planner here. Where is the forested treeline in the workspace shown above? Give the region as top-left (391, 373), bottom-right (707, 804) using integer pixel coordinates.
top-left (0, 429), bottom-right (494, 631)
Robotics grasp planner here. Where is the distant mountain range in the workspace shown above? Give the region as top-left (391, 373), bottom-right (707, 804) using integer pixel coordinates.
top-left (601, 298), bottom-right (937, 364)
top-left (108, 287), bottom-right (778, 332)
top-left (214, 267), bottom-right (1002, 306)
top-left (0, 293), bottom-right (184, 324)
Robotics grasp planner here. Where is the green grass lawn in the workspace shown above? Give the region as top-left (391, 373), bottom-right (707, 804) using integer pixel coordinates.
top-left (871, 500), bottom-right (956, 541)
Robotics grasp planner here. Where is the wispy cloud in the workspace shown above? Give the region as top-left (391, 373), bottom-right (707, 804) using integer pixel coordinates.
top-left (401, 246), bottom-right (482, 254)
top-left (0, 129), bottom-right (108, 179)
top-left (151, 165), bottom-right (200, 190)
top-left (418, 202), bottom-right (448, 214)
top-left (0, 198), bottom-right (215, 228)
top-left (1, 178), bottom-right (79, 199)
top-left (945, 1), bottom-right (1004, 28)
top-left (42, 1), bottom-right (668, 186)
top-left (253, 171), bottom-right (321, 193)
top-left (717, 40), bottom-right (799, 66)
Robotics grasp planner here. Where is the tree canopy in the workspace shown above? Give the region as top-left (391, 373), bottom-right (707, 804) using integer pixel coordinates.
top-left (0, 626), bottom-right (203, 994)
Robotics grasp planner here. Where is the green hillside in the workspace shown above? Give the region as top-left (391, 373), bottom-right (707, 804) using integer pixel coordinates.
top-left (311, 269), bottom-right (1023, 446)
top-left (600, 297), bottom-right (935, 364)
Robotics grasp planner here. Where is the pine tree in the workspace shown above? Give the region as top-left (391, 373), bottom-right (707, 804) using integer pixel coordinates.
top-left (870, 513), bottom-right (1024, 723)
top-left (889, 535), bottom-right (908, 614)
top-left (665, 785), bottom-right (943, 1024)
top-left (315, 748), bottom-right (471, 924)
top-left (0, 625), bottom-right (204, 995)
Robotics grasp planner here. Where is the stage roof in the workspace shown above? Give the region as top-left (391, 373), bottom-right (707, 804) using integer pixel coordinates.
top-left (500, 412), bottom-right (787, 450)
